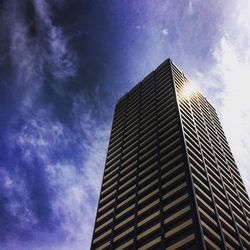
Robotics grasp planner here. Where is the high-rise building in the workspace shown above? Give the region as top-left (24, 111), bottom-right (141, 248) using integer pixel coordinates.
top-left (91, 59), bottom-right (250, 249)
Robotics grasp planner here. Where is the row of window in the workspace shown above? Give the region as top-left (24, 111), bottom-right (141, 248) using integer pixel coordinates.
top-left (173, 69), bottom-right (233, 249)
top-left (93, 181), bottom-right (196, 249)
top-left (99, 128), bottom-right (181, 219)
top-left (113, 82), bottom-right (173, 129)
top-left (170, 62), bottom-right (249, 249)
top-left (114, 66), bottom-right (173, 119)
top-left (172, 67), bottom-right (250, 249)
top-left (102, 104), bottom-right (177, 194)
top-left (109, 90), bottom-right (175, 155)
top-left (93, 111), bottom-right (191, 248)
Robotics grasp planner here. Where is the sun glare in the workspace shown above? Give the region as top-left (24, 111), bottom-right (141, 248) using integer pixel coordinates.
top-left (182, 82), bottom-right (200, 98)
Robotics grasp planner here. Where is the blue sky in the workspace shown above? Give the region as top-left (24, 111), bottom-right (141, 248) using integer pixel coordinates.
top-left (0, 0), bottom-right (250, 249)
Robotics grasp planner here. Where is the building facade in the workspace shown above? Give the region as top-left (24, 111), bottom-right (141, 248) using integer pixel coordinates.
top-left (91, 59), bottom-right (250, 249)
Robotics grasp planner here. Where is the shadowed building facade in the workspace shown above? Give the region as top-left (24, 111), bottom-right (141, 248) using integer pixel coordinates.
top-left (91, 59), bottom-right (250, 249)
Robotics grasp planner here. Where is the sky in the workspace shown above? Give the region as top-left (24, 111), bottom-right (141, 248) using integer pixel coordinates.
top-left (0, 0), bottom-right (250, 249)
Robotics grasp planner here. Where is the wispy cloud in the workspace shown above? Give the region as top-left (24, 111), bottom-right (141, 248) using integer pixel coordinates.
top-left (33, 0), bottom-right (77, 81)
top-left (2, 89), bottom-right (110, 248)
top-left (0, 0), bottom-right (105, 249)
top-left (1, 1), bottom-right (114, 249)
top-left (0, 167), bottom-right (37, 238)
top-left (5, 0), bottom-right (76, 99)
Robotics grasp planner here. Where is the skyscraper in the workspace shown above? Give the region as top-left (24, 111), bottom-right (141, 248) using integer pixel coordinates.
top-left (91, 59), bottom-right (250, 249)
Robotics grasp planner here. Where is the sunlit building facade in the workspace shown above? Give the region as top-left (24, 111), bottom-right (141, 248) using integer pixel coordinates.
top-left (91, 59), bottom-right (250, 249)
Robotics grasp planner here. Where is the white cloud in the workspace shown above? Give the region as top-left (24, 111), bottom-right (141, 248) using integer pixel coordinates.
top-left (211, 36), bottom-right (250, 193)
top-left (190, 0), bottom-right (250, 194)
top-left (45, 163), bottom-right (88, 240)
top-left (4, 96), bottom-right (110, 249)
top-left (33, 0), bottom-right (77, 93)
top-left (173, 0), bottom-right (250, 196)
top-left (70, 95), bottom-right (111, 248)
top-left (0, 168), bottom-right (37, 232)
top-left (43, 126), bottom-right (110, 249)
top-left (187, 0), bottom-right (195, 16)
top-left (5, 0), bottom-right (77, 100)
top-left (7, 108), bottom-right (65, 164)
top-left (162, 28), bottom-right (168, 37)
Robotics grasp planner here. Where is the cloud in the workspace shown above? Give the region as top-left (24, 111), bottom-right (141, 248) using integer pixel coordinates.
top-left (70, 94), bottom-right (111, 248)
top-left (1, 86), bottom-right (111, 248)
top-left (186, 0), bottom-right (196, 16)
top-left (0, 0), bottom-right (98, 249)
top-left (162, 28), bottom-right (168, 37)
top-left (8, 109), bottom-right (66, 162)
top-left (33, 0), bottom-right (77, 81)
top-left (0, 167), bottom-right (37, 239)
top-left (2, 91), bottom-right (111, 247)
top-left (190, 0), bottom-right (250, 194)
top-left (211, 36), bottom-right (250, 193)
top-left (1, 1), bottom-right (112, 248)
top-left (4, 0), bottom-right (76, 100)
